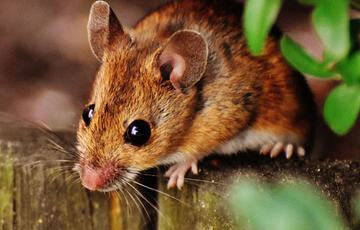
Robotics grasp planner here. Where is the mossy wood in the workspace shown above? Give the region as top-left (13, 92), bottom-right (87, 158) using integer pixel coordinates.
top-left (0, 121), bottom-right (156, 230)
top-left (158, 155), bottom-right (360, 229)
top-left (0, 120), bottom-right (359, 230)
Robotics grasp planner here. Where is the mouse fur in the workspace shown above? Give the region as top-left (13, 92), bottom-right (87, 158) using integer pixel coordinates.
top-left (76, 0), bottom-right (316, 191)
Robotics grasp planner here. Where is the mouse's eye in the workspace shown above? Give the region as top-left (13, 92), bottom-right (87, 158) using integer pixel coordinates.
top-left (125, 120), bottom-right (151, 146)
top-left (82, 104), bottom-right (95, 126)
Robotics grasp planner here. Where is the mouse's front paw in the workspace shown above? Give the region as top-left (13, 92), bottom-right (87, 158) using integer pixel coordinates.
top-left (165, 159), bottom-right (198, 190)
top-left (260, 142), bottom-right (306, 159)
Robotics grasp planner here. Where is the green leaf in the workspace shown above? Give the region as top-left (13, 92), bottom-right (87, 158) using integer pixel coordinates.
top-left (244, 0), bottom-right (283, 55)
top-left (324, 83), bottom-right (360, 135)
top-left (276, 184), bottom-right (346, 230)
top-left (312, 0), bottom-right (350, 61)
top-left (280, 36), bottom-right (335, 77)
top-left (336, 51), bottom-right (360, 84)
top-left (230, 182), bottom-right (273, 230)
top-left (230, 181), bottom-right (347, 230)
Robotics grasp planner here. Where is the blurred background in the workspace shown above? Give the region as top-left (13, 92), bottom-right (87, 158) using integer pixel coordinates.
top-left (0, 0), bottom-right (164, 130)
top-left (0, 0), bottom-right (358, 159)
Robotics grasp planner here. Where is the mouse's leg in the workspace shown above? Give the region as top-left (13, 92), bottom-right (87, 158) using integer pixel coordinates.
top-left (163, 92), bottom-right (257, 189)
top-left (165, 158), bottom-right (198, 189)
top-left (260, 142), bottom-right (306, 159)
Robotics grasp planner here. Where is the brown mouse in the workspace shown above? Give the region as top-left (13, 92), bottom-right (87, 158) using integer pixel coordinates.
top-left (75, 0), bottom-right (315, 191)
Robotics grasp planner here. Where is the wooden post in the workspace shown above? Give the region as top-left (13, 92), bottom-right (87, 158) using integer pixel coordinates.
top-left (1, 119), bottom-right (360, 229)
top-left (0, 120), bottom-right (157, 230)
top-left (158, 155), bottom-right (360, 229)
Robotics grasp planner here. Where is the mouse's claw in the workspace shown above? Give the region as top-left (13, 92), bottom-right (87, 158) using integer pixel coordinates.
top-left (260, 142), bottom-right (306, 159)
top-left (165, 159), bottom-right (198, 190)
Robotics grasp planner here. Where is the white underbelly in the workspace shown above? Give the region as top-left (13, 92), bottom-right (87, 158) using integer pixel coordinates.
top-left (215, 129), bottom-right (300, 155)
top-left (158, 129), bottom-right (301, 165)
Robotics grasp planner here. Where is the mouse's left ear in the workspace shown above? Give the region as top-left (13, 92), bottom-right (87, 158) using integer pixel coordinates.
top-left (88, 1), bottom-right (127, 62)
top-left (159, 30), bottom-right (208, 92)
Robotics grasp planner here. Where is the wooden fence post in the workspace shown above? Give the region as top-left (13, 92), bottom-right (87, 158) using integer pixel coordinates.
top-left (0, 120), bottom-right (156, 230)
top-left (1, 119), bottom-right (360, 230)
top-left (157, 155), bottom-right (360, 229)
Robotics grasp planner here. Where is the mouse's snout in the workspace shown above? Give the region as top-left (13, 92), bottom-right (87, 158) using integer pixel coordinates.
top-left (79, 164), bottom-right (118, 191)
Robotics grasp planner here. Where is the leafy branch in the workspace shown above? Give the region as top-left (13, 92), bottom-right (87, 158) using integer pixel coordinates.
top-left (243, 0), bottom-right (360, 135)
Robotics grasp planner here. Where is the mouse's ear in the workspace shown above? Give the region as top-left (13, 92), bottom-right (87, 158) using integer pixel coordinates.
top-left (88, 1), bottom-right (126, 62)
top-left (159, 30), bottom-right (208, 92)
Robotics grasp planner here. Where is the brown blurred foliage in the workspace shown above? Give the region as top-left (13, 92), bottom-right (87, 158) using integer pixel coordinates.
top-left (0, 0), bottom-right (164, 129)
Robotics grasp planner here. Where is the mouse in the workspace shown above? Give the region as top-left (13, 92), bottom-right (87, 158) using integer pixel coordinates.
top-left (75, 0), bottom-right (316, 191)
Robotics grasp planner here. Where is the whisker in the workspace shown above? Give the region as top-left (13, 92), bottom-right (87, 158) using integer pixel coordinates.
top-left (131, 186), bottom-right (154, 223)
top-left (124, 180), bottom-right (169, 226)
top-left (138, 172), bottom-right (228, 186)
top-left (20, 158), bottom-right (77, 172)
top-left (45, 164), bottom-right (78, 184)
top-left (64, 171), bottom-right (79, 183)
top-left (47, 145), bottom-right (75, 157)
top-left (34, 122), bottom-right (80, 159)
top-left (114, 182), bottom-right (129, 208)
top-left (119, 181), bottom-right (149, 221)
top-left (46, 138), bottom-right (67, 152)
top-left (135, 171), bottom-right (228, 198)
top-left (120, 188), bottom-right (139, 218)
top-left (131, 179), bottom-right (188, 207)
top-left (68, 175), bottom-right (82, 189)
top-left (115, 184), bottom-right (131, 217)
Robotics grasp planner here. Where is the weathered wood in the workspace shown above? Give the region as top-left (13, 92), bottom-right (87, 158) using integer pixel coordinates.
top-left (0, 120), bottom-right (156, 230)
top-left (1, 119), bottom-right (360, 230)
top-left (158, 155), bottom-right (360, 229)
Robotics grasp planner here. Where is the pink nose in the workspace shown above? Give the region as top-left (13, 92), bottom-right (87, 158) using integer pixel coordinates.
top-left (80, 165), bottom-right (116, 191)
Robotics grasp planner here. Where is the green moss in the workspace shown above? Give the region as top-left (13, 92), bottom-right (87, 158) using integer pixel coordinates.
top-left (158, 179), bottom-right (235, 230)
top-left (0, 153), bottom-right (14, 228)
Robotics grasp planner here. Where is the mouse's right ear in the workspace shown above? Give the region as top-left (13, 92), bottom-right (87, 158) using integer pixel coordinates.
top-left (88, 1), bottom-right (126, 62)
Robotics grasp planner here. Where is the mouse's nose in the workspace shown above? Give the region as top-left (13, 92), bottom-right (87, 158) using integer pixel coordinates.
top-left (80, 165), bottom-right (116, 191)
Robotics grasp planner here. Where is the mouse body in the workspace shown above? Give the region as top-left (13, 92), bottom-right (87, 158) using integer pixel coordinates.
top-left (76, 0), bottom-right (315, 191)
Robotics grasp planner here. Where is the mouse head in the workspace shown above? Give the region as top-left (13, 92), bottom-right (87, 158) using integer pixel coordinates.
top-left (76, 1), bottom-right (208, 191)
